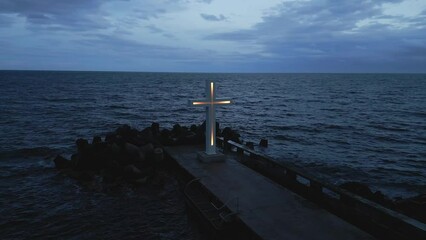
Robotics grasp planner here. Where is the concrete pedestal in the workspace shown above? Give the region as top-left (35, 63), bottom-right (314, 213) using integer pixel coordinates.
top-left (197, 151), bottom-right (225, 163)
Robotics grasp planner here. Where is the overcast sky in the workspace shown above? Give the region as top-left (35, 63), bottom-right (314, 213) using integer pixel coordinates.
top-left (0, 0), bottom-right (425, 73)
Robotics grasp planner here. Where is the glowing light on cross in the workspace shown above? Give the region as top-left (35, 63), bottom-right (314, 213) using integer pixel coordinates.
top-left (190, 80), bottom-right (232, 155)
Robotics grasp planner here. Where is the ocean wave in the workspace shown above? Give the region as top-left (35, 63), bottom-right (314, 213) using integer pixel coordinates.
top-left (170, 108), bottom-right (191, 113)
top-left (0, 147), bottom-right (59, 159)
top-left (404, 158), bottom-right (426, 164)
top-left (274, 134), bottom-right (294, 141)
top-left (368, 124), bottom-right (409, 132)
top-left (365, 146), bottom-right (400, 154)
top-left (370, 167), bottom-right (424, 177)
top-left (270, 123), bottom-right (355, 134)
top-left (413, 136), bottom-right (426, 142)
top-left (271, 126), bottom-right (293, 131)
top-left (374, 136), bottom-right (408, 144)
top-left (42, 96), bottom-right (87, 103)
top-left (108, 105), bottom-right (130, 110)
top-left (320, 108), bottom-right (344, 112)
top-left (271, 125), bottom-right (321, 133)
top-left (327, 139), bottom-right (350, 145)
top-left (400, 111), bottom-right (426, 118)
top-left (317, 123), bottom-right (355, 130)
top-left (112, 111), bottom-right (142, 119)
top-left (274, 134), bottom-right (312, 145)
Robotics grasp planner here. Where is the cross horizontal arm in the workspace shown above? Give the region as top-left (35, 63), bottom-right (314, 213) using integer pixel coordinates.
top-left (214, 98), bottom-right (232, 105)
top-left (188, 99), bottom-right (233, 106)
top-left (188, 99), bottom-right (209, 106)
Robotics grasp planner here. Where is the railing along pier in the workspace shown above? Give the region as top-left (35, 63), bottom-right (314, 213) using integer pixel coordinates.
top-left (217, 137), bottom-right (426, 240)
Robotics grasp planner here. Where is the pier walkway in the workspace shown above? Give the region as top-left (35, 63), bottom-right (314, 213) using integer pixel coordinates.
top-left (166, 145), bottom-right (374, 240)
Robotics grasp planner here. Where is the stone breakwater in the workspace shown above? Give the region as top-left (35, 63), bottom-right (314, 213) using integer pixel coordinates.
top-left (53, 122), bottom-right (241, 184)
top-left (52, 122), bottom-right (425, 224)
top-left (339, 182), bottom-right (425, 223)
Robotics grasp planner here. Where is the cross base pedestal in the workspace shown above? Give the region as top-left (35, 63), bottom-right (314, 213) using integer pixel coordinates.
top-left (197, 151), bottom-right (225, 163)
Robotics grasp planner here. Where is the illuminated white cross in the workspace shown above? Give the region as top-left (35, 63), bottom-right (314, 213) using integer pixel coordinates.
top-left (190, 80), bottom-right (232, 155)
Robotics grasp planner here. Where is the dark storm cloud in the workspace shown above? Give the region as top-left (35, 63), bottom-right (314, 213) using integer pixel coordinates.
top-left (204, 0), bottom-right (426, 72)
top-left (200, 13), bottom-right (226, 21)
top-left (0, 0), bottom-right (112, 30)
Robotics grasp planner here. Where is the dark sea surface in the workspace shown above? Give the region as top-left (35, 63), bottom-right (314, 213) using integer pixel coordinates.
top-left (0, 71), bottom-right (425, 239)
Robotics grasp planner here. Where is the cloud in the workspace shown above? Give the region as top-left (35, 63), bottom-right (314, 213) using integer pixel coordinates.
top-left (198, 0), bottom-right (213, 4)
top-left (0, 0), bottom-right (424, 72)
top-left (203, 0), bottom-right (426, 72)
top-left (145, 24), bottom-right (175, 38)
top-left (0, 13), bottom-right (16, 27)
top-left (133, 8), bottom-right (167, 20)
top-left (200, 13), bottom-right (226, 21)
top-left (0, 0), bottom-right (181, 30)
top-left (0, 28), bottom-right (234, 72)
top-left (0, 0), bottom-right (103, 15)
top-left (0, 0), bottom-right (112, 30)
top-left (146, 24), bottom-right (163, 33)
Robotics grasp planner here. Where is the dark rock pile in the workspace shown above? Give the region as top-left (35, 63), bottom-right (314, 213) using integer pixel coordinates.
top-left (341, 182), bottom-right (426, 223)
top-left (53, 122), bottom-right (241, 184)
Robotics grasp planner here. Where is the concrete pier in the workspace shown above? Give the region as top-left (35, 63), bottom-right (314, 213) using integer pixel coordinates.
top-left (166, 145), bottom-right (375, 240)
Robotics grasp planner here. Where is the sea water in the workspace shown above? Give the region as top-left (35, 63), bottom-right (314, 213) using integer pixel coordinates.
top-left (0, 71), bottom-right (425, 238)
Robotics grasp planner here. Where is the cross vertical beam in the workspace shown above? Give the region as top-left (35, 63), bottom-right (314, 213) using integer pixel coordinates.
top-left (207, 81), bottom-right (216, 154)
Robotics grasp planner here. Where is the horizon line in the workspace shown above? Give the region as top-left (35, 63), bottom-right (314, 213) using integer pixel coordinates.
top-left (1, 69), bottom-right (425, 75)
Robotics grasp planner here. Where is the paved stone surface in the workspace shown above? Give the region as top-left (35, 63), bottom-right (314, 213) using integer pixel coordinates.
top-left (166, 145), bottom-right (375, 240)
